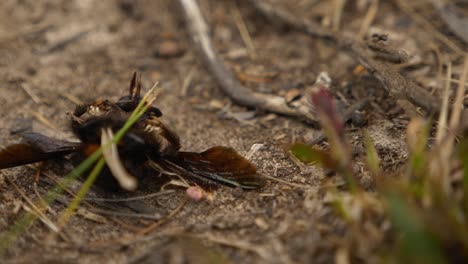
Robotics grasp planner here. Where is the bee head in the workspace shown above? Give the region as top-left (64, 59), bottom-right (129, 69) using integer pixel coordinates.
top-left (87, 100), bottom-right (118, 116)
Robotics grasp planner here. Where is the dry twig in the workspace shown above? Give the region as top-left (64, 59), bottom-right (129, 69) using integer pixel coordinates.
top-left (178, 0), bottom-right (319, 124)
top-left (179, 0), bottom-right (440, 121)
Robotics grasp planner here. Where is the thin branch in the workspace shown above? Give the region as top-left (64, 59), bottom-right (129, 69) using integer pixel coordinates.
top-left (178, 0), bottom-right (319, 124)
top-left (248, 0), bottom-right (441, 114)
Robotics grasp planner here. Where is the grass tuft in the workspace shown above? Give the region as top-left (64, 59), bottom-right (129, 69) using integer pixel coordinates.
top-left (290, 59), bottom-right (468, 262)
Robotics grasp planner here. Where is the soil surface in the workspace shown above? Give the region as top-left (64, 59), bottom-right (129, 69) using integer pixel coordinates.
top-left (0, 0), bottom-right (465, 263)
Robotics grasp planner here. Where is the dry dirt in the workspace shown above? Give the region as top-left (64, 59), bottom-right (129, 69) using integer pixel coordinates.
top-left (0, 0), bottom-right (465, 263)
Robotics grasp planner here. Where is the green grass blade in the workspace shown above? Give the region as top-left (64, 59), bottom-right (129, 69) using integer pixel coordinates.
top-left (58, 157), bottom-right (106, 227)
top-left (364, 131), bottom-right (380, 176)
top-left (386, 192), bottom-right (446, 264)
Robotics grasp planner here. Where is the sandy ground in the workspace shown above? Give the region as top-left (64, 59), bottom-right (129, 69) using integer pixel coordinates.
top-left (0, 0), bottom-right (464, 263)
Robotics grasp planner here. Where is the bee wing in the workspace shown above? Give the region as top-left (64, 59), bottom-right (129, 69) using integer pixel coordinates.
top-left (0, 132), bottom-right (81, 169)
top-left (158, 146), bottom-right (266, 189)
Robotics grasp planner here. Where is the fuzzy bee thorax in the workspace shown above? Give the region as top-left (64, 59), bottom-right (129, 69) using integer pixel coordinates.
top-left (138, 115), bottom-right (180, 157)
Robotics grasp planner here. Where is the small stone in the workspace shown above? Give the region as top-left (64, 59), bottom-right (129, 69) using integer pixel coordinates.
top-left (186, 186), bottom-right (205, 202)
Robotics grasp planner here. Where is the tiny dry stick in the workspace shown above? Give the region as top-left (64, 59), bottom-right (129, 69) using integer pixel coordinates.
top-left (87, 208), bottom-right (163, 221)
top-left (358, 0), bottom-right (379, 39)
top-left (191, 233), bottom-right (270, 260)
top-left (260, 173), bottom-right (310, 189)
top-left (5, 174), bottom-right (59, 233)
top-left (82, 190), bottom-right (175, 202)
top-left (248, 0), bottom-right (441, 114)
top-left (137, 197), bottom-right (188, 235)
top-left (178, 0), bottom-right (319, 124)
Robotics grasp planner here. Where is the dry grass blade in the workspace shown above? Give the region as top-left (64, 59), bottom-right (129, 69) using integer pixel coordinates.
top-left (332, 0), bottom-right (346, 32)
top-left (436, 62), bottom-right (452, 143)
top-left (20, 83), bottom-right (42, 104)
top-left (192, 233), bottom-right (270, 260)
top-left (40, 172), bottom-right (158, 231)
top-left (180, 67), bottom-right (196, 97)
top-left (87, 208), bottom-right (163, 220)
top-left (232, 1), bottom-right (257, 60)
top-left (38, 169), bottom-right (96, 209)
top-left (20, 204), bottom-right (58, 233)
top-left (358, 0), bottom-right (379, 39)
top-left (260, 173), bottom-right (311, 189)
top-left (57, 91), bottom-right (84, 105)
top-left (449, 56), bottom-right (468, 130)
top-left (137, 81), bottom-right (160, 112)
top-left (137, 197), bottom-right (188, 235)
top-left (29, 111), bottom-right (60, 132)
top-left (435, 56), bottom-right (468, 193)
top-left (83, 190), bottom-right (175, 202)
top-left (5, 174), bottom-right (58, 233)
top-left (32, 182), bottom-right (47, 207)
top-left (101, 127), bottom-right (137, 191)
top-left (444, 78), bottom-right (468, 87)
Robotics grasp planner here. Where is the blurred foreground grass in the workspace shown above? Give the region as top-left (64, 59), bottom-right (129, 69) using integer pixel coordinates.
top-left (291, 61), bottom-right (468, 263)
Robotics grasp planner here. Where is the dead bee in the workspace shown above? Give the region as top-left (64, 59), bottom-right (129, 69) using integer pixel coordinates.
top-left (0, 73), bottom-right (266, 191)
